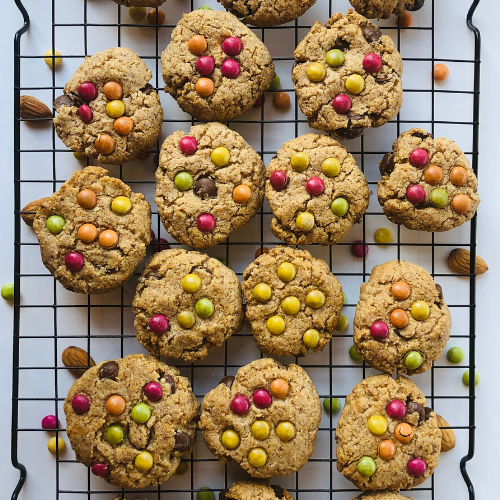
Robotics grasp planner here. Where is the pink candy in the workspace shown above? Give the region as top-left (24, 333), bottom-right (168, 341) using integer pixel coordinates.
top-left (409, 148), bottom-right (429, 168)
top-left (332, 94), bottom-right (352, 114)
top-left (71, 393), bottom-right (90, 415)
top-left (197, 213), bottom-right (216, 232)
top-left (144, 381), bottom-right (163, 401)
top-left (221, 59), bottom-right (241, 79)
top-left (253, 388), bottom-right (272, 409)
top-left (149, 314), bottom-right (169, 334)
top-left (179, 136), bottom-right (198, 155)
top-left (406, 184), bottom-right (426, 205)
top-left (65, 252), bottom-right (84, 272)
top-left (196, 56), bottom-right (215, 76)
top-left (351, 240), bottom-right (368, 258)
top-left (91, 462), bottom-right (109, 477)
top-left (78, 104), bottom-right (93, 123)
top-left (230, 394), bottom-right (250, 415)
top-left (269, 170), bottom-right (288, 191)
top-left (78, 82), bottom-right (98, 102)
top-left (370, 321), bottom-right (389, 341)
top-left (41, 415), bottom-right (60, 430)
top-left (306, 177), bottom-right (325, 196)
top-left (407, 458), bottom-right (427, 476)
top-left (221, 37), bottom-right (243, 56)
top-left (362, 53), bottom-right (382, 73)
top-left (386, 399), bottom-right (406, 419)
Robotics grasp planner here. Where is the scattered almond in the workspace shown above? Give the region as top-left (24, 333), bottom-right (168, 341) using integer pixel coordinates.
top-left (20, 95), bottom-right (53, 119)
top-left (62, 346), bottom-right (95, 378)
top-left (437, 414), bottom-right (456, 452)
top-left (20, 197), bottom-right (50, 227)
top-left (447, 248), bottom-right (488, 275)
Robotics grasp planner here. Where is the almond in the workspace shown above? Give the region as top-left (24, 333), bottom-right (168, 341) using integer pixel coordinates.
top-left (437, 414), bottom-right (456, 452)
top-left (447, 248), bottom-right (488, 275)
top-left (20, 95), bottom-right (53, 119)
top-left (62, 346), bottom-right (95, 378)
top-left (21, 197), bottom-right (50, 227)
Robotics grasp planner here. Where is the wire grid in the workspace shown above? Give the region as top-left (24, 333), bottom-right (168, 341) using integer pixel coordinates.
top-left (12, 0), bottom-right (480, 499)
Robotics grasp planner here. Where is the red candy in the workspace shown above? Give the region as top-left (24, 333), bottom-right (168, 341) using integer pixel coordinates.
top-left (152, 237), bottom-right (170, 253)
top-left (332, 94), bottom-right (352, 114)
top-left (78, 104), bottom-right (93, 123)
top-left (197, 213), bottom-right (216, 232)
top-left (71, 393), bottom-right (90, 414)
top-left (221, 37), bottom-right (243, 56)
top-left (253, 388), bottom-right (272, 409)
top-left (221, 59), bottom-right (241, 79)
top-left (406, 184), bottom-right (426, 205)
top-left (149, 314), bottom-right (169, 334)
top-left (196, 56), bottom-right (215, 76)
top-left (370, 321), bottom-right (389, 341)
top-left (91, 462), bottom-right (109, 477)
top-left (253, 95), bottom-right (265, 108)
top-left (409, 148), bottom-right (429, 169)
top-left (362, 53), bottom-right (382, 73)
top-left (65, 252), bottom-right (84, 272)
top-left (179, 136), bottom-right (198, 155)
top-left (386, 399), bottom-right (406, 419)
top-left (351, 240), bottom-right (369, 258)
top-left (78, 82), bottom-right (98, 102)
top-left (269, 170), bottom-right (288, 191)
top-left (305, 177), bottom-right (325, 196)
top-left (144, 381), bottom-right (163, 401)
top-left (41, 415), bottom-right (60, 430)
top-left (230, 394), bottom-right (250, 415)
top-left (407, 458), bottom-right (427, 476)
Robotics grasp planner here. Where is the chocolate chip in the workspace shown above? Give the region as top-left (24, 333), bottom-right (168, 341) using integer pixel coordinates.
top-left (424, 407), bottom-right (433, 419)
top-left (435, 284), bottom-right (443, 300)
top-left (418, 198), bottom-right (432, 209)
top-left (379, 153), bottom-right (395, 175)
top-left (375, 75), bottom-right (391, 84)
top-left (408, 0), bottom-right (425, 11)
top-left (333, 39), bottom-right (350, 51)
top-left (98, 361), bottom-right (119, 380)
top-left (412, 131), bottom-right (432, 140)
top-left (406, 401), bottom-right (426, 421)
top-left (335, 127), bottom-right (364, 140)
top-left (194, 176), bottom-right (218, 199)
top-left (362, 25), bottom-right (383, 43)
top-left (174, 432), bottom-right (192, 451)
top-left (271, 486), bottom-right (285, 499)
top-left (164, 374), bottom-right (176, 394)
top-left (140, 83), bottom-right (154, 95)
top-left (53, 94), bottom-right (74, 110)
top-left (218, 375), bottom-right (235, 388)
top-left (192, 414), bottom-right (201, 423)
top-left (219, 489), bottom-right (229, 500)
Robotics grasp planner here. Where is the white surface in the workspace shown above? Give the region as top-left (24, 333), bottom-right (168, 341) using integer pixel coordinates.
top-left (0, 0), bottom-right (498, 498)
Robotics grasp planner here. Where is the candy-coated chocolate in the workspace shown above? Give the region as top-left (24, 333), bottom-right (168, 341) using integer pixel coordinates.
top-left (290, 152), bottom-right (309, 171)
top-left (349, 344), bottom-right (363, 362)
top-left (177, 311), bottom-right (196, 329)
top-left (267, 315), bottom-right (285, 335)
top-left (248, 448), bottom-right (267, 468)
top-left (374, 227), bottom-right (392, 244)
top-left (307, 62), bottom-right (326, 83)
top-left (306, 290), bottom-right (325, 309)
top-left (47, 215), bottom-right (66, 234)
top-left (149, 314), bottom-right (169, 334)
top-left (390, 308), bottom-right (409, 328)
top-left (281, 296), bottom-right (301, 315)
top-left (147, 8), bottom-right (165, 25)
top-left (78, 104), bottom-right (93, 123)
top-left (325, 49), bottom-right (345, 67)
top-left (78, 82), bottom-right (98, 102)
top-left (91, 462), bottom-right (109, 476)
top-left (221, 59), bottom-right (241, 79)
top-left (331, 198), bottom-right (349, 216)
top-left (463, 369), bottom-right (480, 386)
top-left (447, 346), bottom-right (465, 364)
top-left (197, 213), bottom-right (216, 232)
top-left (99, 229), bottom-right (118, 249)
top-left (233, 184), bottom-right (251, 203)
top-left (221, 429), bottom-right (240, 449)
top-left (252, 95), bottom-right (264, 108)
top-left (303, 328), bottom-right (320, 348)
top-left (357, 456), bottom-right (376, 477)
top-left (144, 381), bottom-right (163, 401)
top-left (406, 184), bottom-right (426, 205)
top-left (103, 81), bottom-right (123, 100)
top-left (404, 351), bottom-right (423, 370)
top-left (211, 147), bottom-right (230, 167)
top-left (131, 402), bottom-right (152, 424)
top-left (409, 148), bottom-right (429, 168)
top-left (195, 298), bottom-right (215, 318)
top-left (386, 399), bottom-right (406, 419)
top-left (47, 436), bottom-right (65, 454)
top-left (77, 189), bottom-right (97, 209)
top-left (370, 321), bottom-right (389, 341)
top-left (253, 283), bottom-right (272, 302)
top-left (392, 281), bottom-right (411, 300)
top-left (135, 451), bottom-right (154, 472)
top-left (276, 422), bottom-right (295, 441)
top-left (44, 49), bottom-right (62, 69)
top-left (269, 170), bottom-right (288, 190)
top-left (196, 56), bottom-right (215, 76)
top-left (273, 92), bottom-right (290, 110)
top-left (174, 172), bottom-right (194, 191)
top-left (424, 165), bottom-right (443, 185)
top-left (129, 6), bottom-right (147, 21)
top-left (105, 395), bottom-right (126, 416)
top-left (111, 196), bottom-right (132, 214)
top-left (395, 422), bottom-right (414, 443)
top-left (253, 388), bottom-right (272, 409)
top-left (106, 100), bottom-right (125, 118)
top-left (221, 37), bottom-right (242, 56)
top-left (345, 74), bottom-right (365, 94)
top-left (295, 212), bottom-right (314, 231)
top-left (65, 252), bottom-right (84, 272)
top-left (179, 136), bottom-right (198, 155)
top-left (452, 194), bottom-right (472, 214)
top-left (450, 166), bottom-right (468, 186)
top-left (105, 424), bottom-right (124, 445)
top-left (276, 263), bottom-right (296, 284)
top-left (410, 301), bottom-right (430, 320)
top-left (368, 414), bottom-right (388, 435)
top-left (42, 415), bottom-right (60, 430)
top-left (269, 75), bottom-right (280, 90)
top-left (182, 274), bottom-right (202, 293)
top-left (306, 177), bottom-right (325, 196)
top-left (335, 313), bottom-right (348, 331)
top-left (270, 378), bottom-right (289, 398)
top-left (362, 53), bottom-right (382, 73)
top-left (332, 94), bottom-right (352, 114)
top-left (114, 116), bottom-right (133, 135)
top-left (322, 158), bottom-right (341, 177)
top-left (378, 440), bottom-right (396, 460)
top-left (430, 188), bottom-right (448, 208)
top-left (433, 63), bottom-right (449, 82)
top-left (251, 421), bottom-right (270, 440)
top-left (188, 35), bottom-right (207, 55)
top-left (95, 134), bottom-right (114, 154)
top-left (230, 394), bottom-right (250, 415)
top-left (351, 240), bottom-right (368, 258)
top-left (407, 458), bottom-right (426, 476)
top-left (196, 78), bottom-right (215, 97)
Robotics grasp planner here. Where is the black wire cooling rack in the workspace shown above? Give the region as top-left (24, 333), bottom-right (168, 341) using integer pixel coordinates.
top-left (12, 0), bottom-right (481, 498)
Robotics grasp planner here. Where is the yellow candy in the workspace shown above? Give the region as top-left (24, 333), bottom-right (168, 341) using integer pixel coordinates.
top-left (106, 100), bottom-right (126, 118)
top-left (277, 262), bottom-right (296, 281)
top-left (322, 158), bottom-right (341, 177)
top-left (111, 196), bottom-right (132, 214)
top-left (410, 301), bottom-right (430, 321)
top-left (303, 329), bottom-right (320, 348)
top-left (307, 62), bottom-right (327, 83)
top-left (44, 50), bottom-right (62, 68)
top-left (182, 274), bottom-right (202, 293)
top-left (135, 451), bottom-right (154, 472)
top-left (221, 429), bottom-right (240, 449)
top-left (47, 436), bottom-right (65, 454)
top-left (251, 421), bottom-right (271, 440)
top-left (295, 212), bottom-right (314, 231)
top-left (291, 152), bottom-right (309, 171)
top-left (248, 448), bottom-right (267, 468)
top-left (345, 74), bottom-right (365, 94)
top-left (281, 296), bottom-right (300, 315)
top-left (306, 290), bottom-right (325, 309)
top-left (253, 283), bottom-right (272, 302)
top-left (177, 311), bottom-right (196, 329)
top-left (276, 422), bottom-right (295, 441)
top-left (211, 147), bottom-right (230, 167)
top-left (368, 415), bottom-right (388, 436)
top-left (267, 315), bottom-right (285, 335)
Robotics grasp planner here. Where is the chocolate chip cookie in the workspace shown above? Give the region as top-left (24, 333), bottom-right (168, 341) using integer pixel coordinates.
top-left (53, 48), bottom-right (162, 164)
top-left (336, 374), bottom-right (441, 491)
top-left (351, 493), bottom-right (412, 500)
top-left (155, 122), bottom-right (265, 248)
top-left (133, 249), bottom-right (244, 361)
top-left (199, 357), bottom-right (322, 478)
top-left (161, 10), bottom-right (275, 122)
top-left (220, 481), bottom-right (294, 500)
top-left (292, 11), bottom-right (403, 139)
top-left (377, 128), bottom-right (480, 232)
top-left (265, 134), bottom-right (370, 245)
top-left (353, 260), bottom-right (451, 375)
top-left (218, 0), bottom-right (317, 27)
top-left (350, 0), bottom-right (425, 19)
top-left (33, 167), bottom-right (151, 294)
top-left (242, 246), bottom-right (343, 357)
top-left (64, 354), bottom-right (199, 489)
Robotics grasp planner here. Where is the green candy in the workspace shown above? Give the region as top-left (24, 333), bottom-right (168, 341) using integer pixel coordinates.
top-left (269, 75), bottom-right (281, 91)
top-left (174, 172), bottom-right (194, 191)
top-left (404, 351), bottom-right (423, 370)
top-left (335, 313), bottom-right (349, 331)
top-left (1, 283), bottom-right (14, 301)
top-left (46, 215), bottom-right (66, 234)
top-left (331, 198), bottom-right (349, 217)
top-left (357, 456), bottom-right (376, 477)
top-left (342, 291), bottom-right (347, 305)
top-left (323, 397), bottom-right (341, 413)
top-left (197, 488), bottom-right (216, 500)
top-left (349, 344), bottom-right (363, 362)
top-left (198, 5), bottom-right (213, 10)
top-left (128, 7), bottom-right (146, 22)
top-left (325, 49), bottom-right (345, 67)
top-left (462, 369), bottom-right (480, 387)
top-left (105, 424), bottom-right (124, 445)
top-left (430, 188), bottom-right (449, 208)
top-left (131, 403), bottom-right (152, 424)
top-left (447, 347), bottom-right (465, 364)
top-left (175, 461), bottom-right (188, 475)
top-left (195, 297), bottom-right (215, 318)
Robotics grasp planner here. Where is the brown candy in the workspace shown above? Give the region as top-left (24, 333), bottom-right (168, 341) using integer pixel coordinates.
top-left (362, 25), bottom-right (382, 43)
top-left (77, 223), bottom-right (98, 243)
top-left (99, 229), bottom-right (118, 249)
top-left (95, 134), bottom-right (114, 155)
top-left (406, 401), bottom-right (425, 421)
top-left (114, 116), bottom-right (133, 135)
top-left (450, 166), bottom-right (468, 186)
top-left (273, 92), bottom-right (290, 110)
top-left (188, 35), bottom-right (207, 55)
top-left (196, 78), bottom-right (215, 97)
top-left (396, 12), bottom-right (413, 28)
top-left (147, 8), bottom-right (165, 25)
top-left (390, 308), bottom-right (409, 328)
top-left (391, 281), bottom-right (411, 300)
top-left (255, 247), bottom-right (270, 258)
top-left (194, 176), bottom-right (217, 199)
top-left (98, 360), bottom-right (119, 380)
top-left (379, 152), bottom-right (395, 175)
top-left (424, 165), bottom-right (443, 185)
top-left (77, 189), bottom-right (97, 209)
top-left (173, 432), bottom-right (191, 451)
top-left (452, 194), bottom-right (472, 214)
top-left (395, 422), bottom-right (415, 443)
top-left (103, 82), bottom-right (123, 100)
top-left (164, 374), bottom-right (176, 394)
top-left (218, 375), bottom-right (235, 388)
top-left (378, 439), bottom-right (396, 460)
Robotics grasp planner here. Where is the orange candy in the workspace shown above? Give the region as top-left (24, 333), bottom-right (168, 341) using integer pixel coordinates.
top-left (106, 395), bottom-right (126, 416)
top-left (103, 82), bottom-right (123, 100)
top-left (77, 189), bottom-right (97, 209)
top-left (188, 35), bottom-right (208, 55)
top-left (424, 165), bottom-right (443, 185)
top-left (395, 422), bottom-right (415, 443)
top-left (434, 63), bottom-right (449, 82)
top-left (378, 439), bottom-right (396, 460)
top-left (452, 194), bottom-right (472, 214)
top-left (95, 134), bottom-right (114, 155)
top-left (255, 247), bottom-right (269, 258)
top-left (77, 223), bottom-right (98, 243)
top-left (396, 12), bottom-right (413, 28)
top-left (390, 309), bottom-right (409, 328)
top-left (196, 78), bottom-right (215, 97)
top-left (233, 184), bottom-right (251, 204)
top-left (114, 116), bottom-right (134, 135)
top-left (450, 166), bottom-right (468, 186)
top-left (270, 378), bottom-right (289, 399)
top-left (391, 281), bottom-right (411, 300)
top-left (99, 229), bottom-right (119, 249)
top-left (147, 8), bottom-right (165, 25)
top-left (273, 92), bottom-right (291, 110)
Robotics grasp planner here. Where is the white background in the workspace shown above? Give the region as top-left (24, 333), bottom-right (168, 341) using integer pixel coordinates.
top-left (0, 0), bottom-right (498, 498)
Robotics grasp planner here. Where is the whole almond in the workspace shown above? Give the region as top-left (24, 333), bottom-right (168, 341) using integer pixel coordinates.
top-left (20, 95), bottom-right (53, 119)
top-left (62, 346), bottom-right (95, 378)
top-left (447, 248), bottom-right (488, 275)
top-left (437, 414), bottom-right (456, 452)
top-left (21, 197), bottom-right (50, 227)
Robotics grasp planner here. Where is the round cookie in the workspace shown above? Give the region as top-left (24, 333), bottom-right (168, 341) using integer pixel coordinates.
top-left (199, 358), bottom-right (322, 478)
top-left (113, 0), bottom-right (164, 6)
top-left (353, 260), bottom-right (451, 375)
top-left (265, 134), bottom-right (370, 245)
top-left (218, 0), bottom-right (317, 27)
top-left (292, 11), bottom-right (403, 140)
top-left (33, 166), bottom-right (151, 294)
top-left (351, 493), bottom-right (412, 500)
top-left (377, 128), bottom-right (480, 232)
top-left (161, 10), bottom-right (275, 122)
top-left (350, 0), bottom-right (425, 19)
top-left (64, 354), bottom-right (199, 489)
top-left (220, 481), bottom-right (295, 500)
top-left (53, 47), bottom-right (163, 164)
top-left (155, 122), bottom-right (265, 248)
top-left (133, 249), bottom-right (244, 361)
top-left (242, 246), bottom-right (343, 357)
top-left (336, 374), bottom-right (441, 491)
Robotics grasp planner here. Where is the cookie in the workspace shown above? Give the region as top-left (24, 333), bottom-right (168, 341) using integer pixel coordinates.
top-left (53, 47), bottom-right (163, 164)
top-left (220, 481), bottom-right (294, 500)
top-left (242, 246), bottom-right (343, 357)
top-left (350, 0), bottom-right (425, 19)
top-left (265, 134), bottom-right (370, 245)
top-left (155, 122), bottom-right (265, 248)
top-left (377, 128), bottom-right (480, 232)
top-left (33, 167), bottom-right (151, 294)
top-left (133, 249), bottom-right (244, 361)
top-left (292, 11), bottom-right (403, 139)
top-left (64, 354), bottom-right (199, 489)
top-left (351, 493), bottom-right (412, 500)
top-left (218, 0), bottom-right (317, 27)
top-left (199, 358), bottom-right (322, 477)
top-left (336, 374), bottom-right (441, 491)
top-left (353, 260), bottom-right (451, 375)
top-left (114, 497), bottom-right (147, 500)
top-left (161, 10), bottom-right (275, 122)
top-left (113, 0), bottom-right (164, 6)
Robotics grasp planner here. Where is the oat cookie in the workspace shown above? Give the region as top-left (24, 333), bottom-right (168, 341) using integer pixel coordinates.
top-left (161, 10), bottom-right (275, 122)
top-left (199, 358), bottom-right (322, 477)
top-left (336, 374), bottom-right (441, 491)
top-left (293, 11), bottom-right (403, 139)
top-left (353, 260), bottom-right (451, 375)
top-left (350, 0), bottom-right (425, 19)
top-left (351, 493), bottom-right (412, 500)
top-left (220, 481), bottom-right (295, 500)
top-left (377, 128), bottom-right (480, 232)
top-left (218, 0), bottom-right (317, 27)
top-left (155, 122), bottom-right (265, 248)
top-left (133, 249), bottom-right (244, 361)
top-left (265, 134), bottom-right (370, 245)
top-left (33, 167), bottom-right (151, 294)
top-left (53, 48), bottom-right (163, 164)
top-left (242, 246), bottom-right (343, 357)
top-left (64, 354), bottom-right (199, 489)
top-left (112, 0), bottom-right (164, 6)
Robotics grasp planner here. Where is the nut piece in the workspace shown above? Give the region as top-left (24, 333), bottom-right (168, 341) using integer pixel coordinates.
top-left (62, 346), bottom-right (95, 378)
top-left (447, 248), bottom-right (488, 275)
top-left (437, 414), bottom-right (456, 452)
top-left (21, 197), bottom-right (50, 227)
top-left (20, 95), bottom-right (53, 119)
